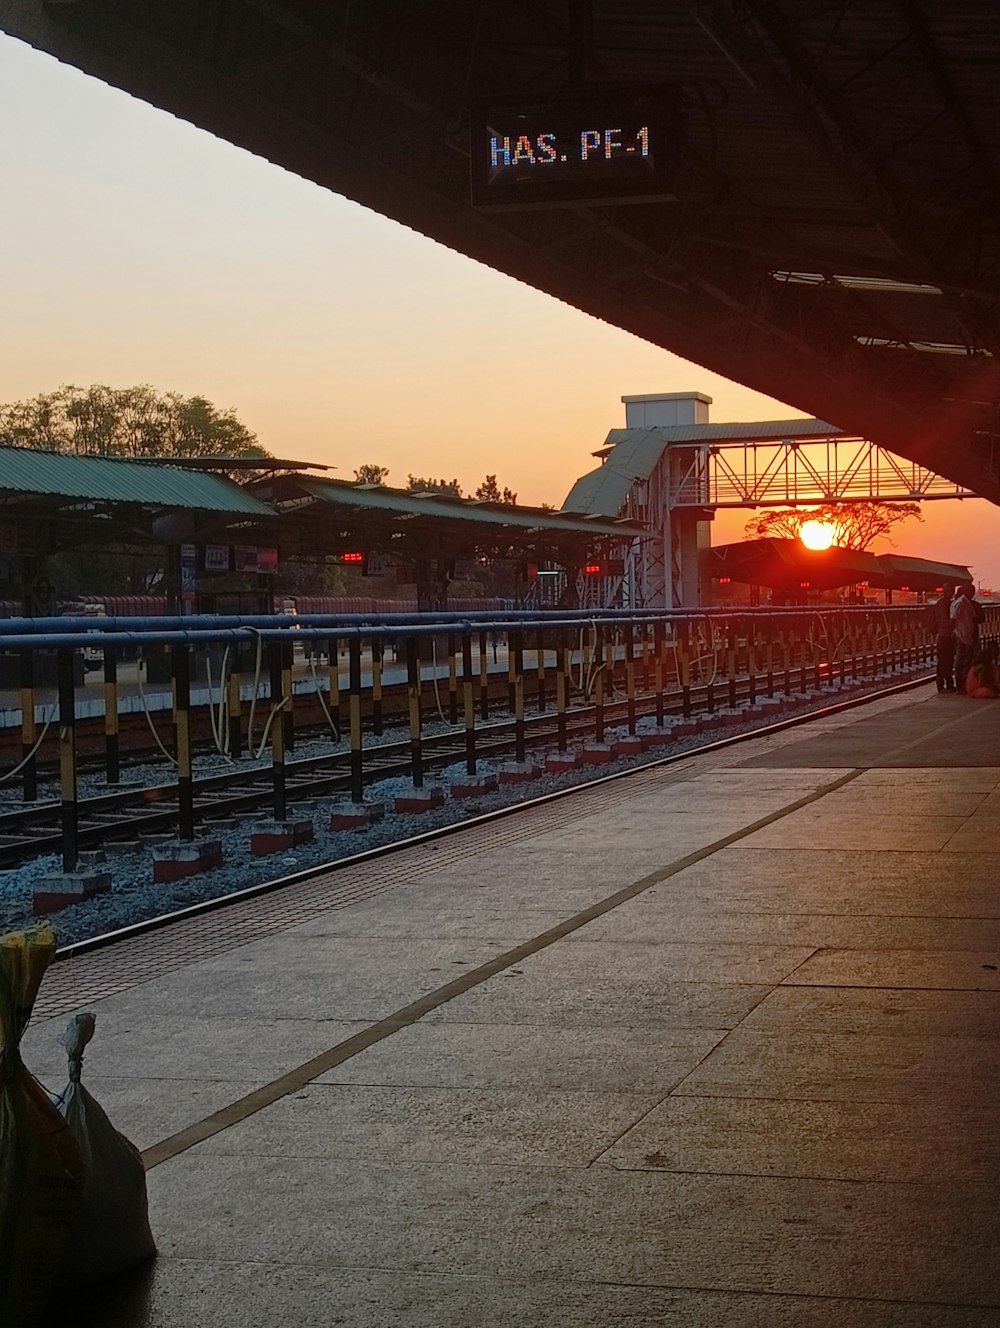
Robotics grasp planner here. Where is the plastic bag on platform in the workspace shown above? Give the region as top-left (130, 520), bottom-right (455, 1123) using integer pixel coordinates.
top-left (0, 927), bottom-right (84, 1328)
top-left (54, 1011), bottom-right (156, 1287)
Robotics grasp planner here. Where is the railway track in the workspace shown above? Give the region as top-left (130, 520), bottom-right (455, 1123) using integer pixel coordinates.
top-left (44, 666), bottom-right (937, 962)
top-left (0, 662), bottom-right (930, 866)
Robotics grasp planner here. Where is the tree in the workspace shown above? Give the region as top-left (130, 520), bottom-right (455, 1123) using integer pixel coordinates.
top-left (0, 384), bottom-right (269, 607)
top-left (0, 383), bottom-right (268, 459)
top-left (475, 474), bottom-right (517, 504)
top-left (744, 501), bottom-right (922, 550)
top-left (354, 463), bottom-right (390, 485)
top-left (406, 475), bottom-right (462, 496)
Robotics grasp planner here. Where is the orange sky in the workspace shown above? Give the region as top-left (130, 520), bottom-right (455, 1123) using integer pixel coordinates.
top-left (3, 33), bottom-right (1000, 587)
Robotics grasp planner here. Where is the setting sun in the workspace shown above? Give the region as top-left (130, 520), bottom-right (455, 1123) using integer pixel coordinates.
top-left (799, 519), bottom-right (837, 551)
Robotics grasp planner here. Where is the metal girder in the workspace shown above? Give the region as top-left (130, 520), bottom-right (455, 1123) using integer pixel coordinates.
top-left (667, 434), bottom-right (975, 508)
top-left (734, 0), bottom-right (1000, 355)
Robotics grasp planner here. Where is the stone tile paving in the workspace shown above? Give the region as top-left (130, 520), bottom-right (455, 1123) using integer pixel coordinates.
top-left (31, 685), bottom-right (1000, 1326)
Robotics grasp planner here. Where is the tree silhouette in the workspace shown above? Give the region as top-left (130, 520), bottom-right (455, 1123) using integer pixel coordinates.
top-left (744, 501), bottom-right (922, 550)
top-left (353, 463), bottom-right (390, 485)
top-left (0, 383), bottom-right (267, 459)
top-left (475, 474), bottom-right (517, 504)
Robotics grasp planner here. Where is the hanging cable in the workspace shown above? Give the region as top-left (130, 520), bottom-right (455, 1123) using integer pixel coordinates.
top-left (0, 705), bottom-right (56, 784)
top-left (136, 651), bottom-right (177, 767)
top-left (205, 646), bottom-right (233, 759)
top-left (245, 629), bottom-right (265, 754)
top-left (308, 648), bottom-right (340, 741)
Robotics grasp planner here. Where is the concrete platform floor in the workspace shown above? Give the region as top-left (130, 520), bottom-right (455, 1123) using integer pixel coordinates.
top-left (23, 682), bottom-right (1000, 1326)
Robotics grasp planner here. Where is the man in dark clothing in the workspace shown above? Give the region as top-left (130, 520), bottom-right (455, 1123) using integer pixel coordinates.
top-left (951, 582), bottom-right (983, 693)
top-left (931, 585), bottom-right (956, 692)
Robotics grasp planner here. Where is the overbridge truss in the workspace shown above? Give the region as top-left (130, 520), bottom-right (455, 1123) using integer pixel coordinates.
top-left (670, 437), bottom-right (977, 510)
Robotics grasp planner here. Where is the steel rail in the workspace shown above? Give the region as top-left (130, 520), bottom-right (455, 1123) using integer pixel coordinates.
top-left (52, 671), bottom-right (936, 963)
top-left (0, 660), bottom-right (931, 867)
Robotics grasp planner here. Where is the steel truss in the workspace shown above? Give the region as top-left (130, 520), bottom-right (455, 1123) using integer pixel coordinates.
top-left (668, 437), bottom-right (976, 509)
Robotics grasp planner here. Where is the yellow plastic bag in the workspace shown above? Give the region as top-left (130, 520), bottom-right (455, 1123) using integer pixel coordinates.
top-left (0, 928), bottom-right (84, 1327)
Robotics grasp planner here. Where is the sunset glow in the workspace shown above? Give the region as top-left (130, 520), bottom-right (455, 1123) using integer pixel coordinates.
top-left (799, 519), bottom-right (837, 551)
top-left (3, 35), bottom-right (1000, 587)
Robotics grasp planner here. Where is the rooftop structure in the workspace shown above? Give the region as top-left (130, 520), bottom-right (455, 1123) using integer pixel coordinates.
top-left (7, 3), bottom-right (1000, 500)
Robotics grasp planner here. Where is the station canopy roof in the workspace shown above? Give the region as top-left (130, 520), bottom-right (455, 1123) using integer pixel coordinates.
top-left (7, 4), bottom-right (1000, 502)
top-left (0, 445), bottom-right (276, 555)
top-left (0, 446), bottom-right (273, 515)
top-left (710, 538), bottom-right (971, 594)
top-left (249, 473), bottom-right (643, 562)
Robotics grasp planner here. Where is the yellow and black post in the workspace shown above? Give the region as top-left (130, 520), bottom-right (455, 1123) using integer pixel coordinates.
top-left (653, 620), bottom-right (665, 728)
top-left (556, 628), bottom-right (569, 752)
top-left (512, 627), bottom-right (526, 763)
top-left (536, 627), bottom-right (547, 714)
top-left (507, 627), bottom-right (518, 716)
top-left (328, 637), bottom-right (341, 736)
top-left (727, 622), bottom-right (737, 710)
top-left (281, 639), bottom-right (295, 754)
top-left (57, 647), bottom-right (77, 871)
top-left (268, 640), bottom-right (287, 821)
top-left (462, 630), bottom-right (476, 776)
top-left (349, 636), bottom-right (364, 803)
top-left (19, 649), bottom-right (37, 802)
top-left (447, 633), bottom-right (459, 725)
top-left (371, 636), bottom-right (384, 736)
top-left (406, 634), bottom-right (423, 789)
top-left (679, 621), bottom-right (692, 718)
top-left (478, 630), bottom-right (490, 721)
top-left (172, 644), bottom-right (195, 841)
top-left (103, 644), bottom-right (120, 785)
top-left (227, 662), bottom-right (242, 759)
top-left (594, 625), bottom-right (605, 743)
top-left (625, 622), bottom-right (636, 735)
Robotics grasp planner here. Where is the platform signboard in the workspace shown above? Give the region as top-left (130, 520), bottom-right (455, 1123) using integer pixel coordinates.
top-left (471, 85), bottom-right (679, 210)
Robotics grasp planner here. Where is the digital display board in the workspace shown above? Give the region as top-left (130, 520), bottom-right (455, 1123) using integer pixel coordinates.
top-left (471, 85), bottom-right (679, 210)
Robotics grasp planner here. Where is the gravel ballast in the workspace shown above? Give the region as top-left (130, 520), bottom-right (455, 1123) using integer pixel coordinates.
top-left (0, 672), bottom-right (931, 947)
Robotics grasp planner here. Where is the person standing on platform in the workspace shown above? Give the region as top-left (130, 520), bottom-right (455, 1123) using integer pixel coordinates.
top-left (931, 584), bottom-right (956, 692)
top-left (951, 582), bottom-right (983, 693)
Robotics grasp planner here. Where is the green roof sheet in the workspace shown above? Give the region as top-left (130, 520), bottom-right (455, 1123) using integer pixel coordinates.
top-left (292, 478), bottom-right (642, 538)
top-left (0, 446), bottom-right (274, 515)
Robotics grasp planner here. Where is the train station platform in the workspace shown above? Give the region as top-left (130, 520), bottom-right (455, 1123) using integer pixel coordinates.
top-left (22, 681), bottom-right (1000, 1326)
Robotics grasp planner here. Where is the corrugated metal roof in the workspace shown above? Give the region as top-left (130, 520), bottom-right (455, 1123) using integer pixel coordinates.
top-left (564, 419), bottom-right (847, 518)
top-left (295, 478), bottom-right (641, 537)
top-left (597, 418), bottom-right (846, 455)
top-left (0, 446), bottom-right (274, 514)
top-left (562, 429), bottom-right (667, 516)
top-left (710, 539), bottom-right (973, 592)
top-left (872, 554), bottom-right (971, 587)
top-left (13, 4), bottom-right (1000, 501)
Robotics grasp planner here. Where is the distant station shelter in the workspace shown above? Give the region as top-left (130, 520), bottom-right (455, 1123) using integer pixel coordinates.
top-left (710, 539), bottom-right (971, 607)
top-left (0, 446), bottom-right (641, 616)
top-left (562, 392), bottom-right (974, 610)
top-left (244, 471), bottom-right (643, 611)
top-left (0, 446), bottom-right (276, 616)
